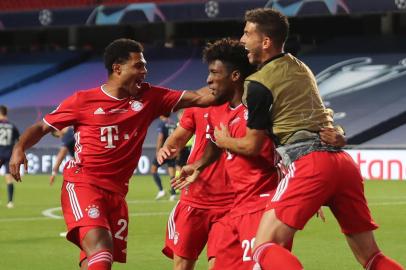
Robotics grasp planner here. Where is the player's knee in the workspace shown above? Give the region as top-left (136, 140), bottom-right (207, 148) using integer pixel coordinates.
top-left (81, 227), bottom-right (114, 254)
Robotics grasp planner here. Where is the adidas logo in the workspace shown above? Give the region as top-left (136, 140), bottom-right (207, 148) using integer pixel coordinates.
top-left (94, 107), bottom-right (105, 115)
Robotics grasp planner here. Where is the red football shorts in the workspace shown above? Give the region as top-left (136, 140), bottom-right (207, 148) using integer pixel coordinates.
top-left (267, 151), bottom-right (378, 234)
top-left (162, 201), bottom-right (229, 260)
top-left (213, 208), bottom-right (265, 270)
top-left (61, 181), bottom-right (129, 263)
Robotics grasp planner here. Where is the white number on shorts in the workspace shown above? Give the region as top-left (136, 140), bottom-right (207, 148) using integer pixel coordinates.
top-left (241, 238), bottom-right (256, 261)
top-left (114, 218), bottom-right (128, 241)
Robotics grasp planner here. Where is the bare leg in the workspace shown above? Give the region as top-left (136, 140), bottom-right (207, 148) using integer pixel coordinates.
top-left (208, 257), bottom-right (215, 270)
top-left (254, 209), bottom-right (296, 250)
top-left (345, 231), bottom-right (380, 266)
top-left (173, 254), bottom-right (196, 270)
top-left (80, 259), bottom-right (88, 270)
top-left (81, 227), bottom-right (113, 269)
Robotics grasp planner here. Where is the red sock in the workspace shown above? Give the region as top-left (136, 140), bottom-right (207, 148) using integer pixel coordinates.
top-left (365, 252), bottom-right (404, 270)
top-left (87, 250), bottom-right (113, 270)
top-left (253, 242), bottom-right (303, 270)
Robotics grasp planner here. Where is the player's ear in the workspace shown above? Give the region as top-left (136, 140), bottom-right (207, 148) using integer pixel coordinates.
top-left (112, 63), bottom-right (121, 75)
top-left (231, 70), bottom-right (241, 82)
top-left (263, 36), bottom-right (272, 50)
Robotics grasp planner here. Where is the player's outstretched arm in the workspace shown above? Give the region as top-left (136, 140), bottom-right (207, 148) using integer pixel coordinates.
top-left (214, 123), bottom-right (267, 156)
top-left (10, 121), bottom-right (54, 181)
top-left (171, 140), bottom-right (221, 190)
top-left (174, 87), bottom-right (222, 111)
top-left (157, 126), bottom-right (193, 165)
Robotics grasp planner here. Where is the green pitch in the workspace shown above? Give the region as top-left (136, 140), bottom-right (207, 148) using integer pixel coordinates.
top-left (0, 175), bottom-right (405, 269)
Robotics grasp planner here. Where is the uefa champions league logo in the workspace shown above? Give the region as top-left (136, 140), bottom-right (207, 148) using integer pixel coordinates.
top-left (205, 1), bottom-right (219, 18)
top-left (38, 9), bottom-right (52, 26)
top-left (395, 0), bottom-right (406, 9)
top-left (316, 57), bottom-right (406, 99)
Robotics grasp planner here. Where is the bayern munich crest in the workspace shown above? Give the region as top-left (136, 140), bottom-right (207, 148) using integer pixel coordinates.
top-left (86, 204), bottom-right (100, 219)
top-left (131, 101), bottom-right (144, 112)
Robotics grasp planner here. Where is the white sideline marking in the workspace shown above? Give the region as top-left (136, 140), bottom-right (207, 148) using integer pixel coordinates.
top-left (0, 200), bottom-right (404, 223)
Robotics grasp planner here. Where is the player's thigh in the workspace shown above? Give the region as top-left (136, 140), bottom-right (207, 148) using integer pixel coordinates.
top-left (267, 152), bottom-right (334, 230)
top-left (107, 193), bottom-right (129, 263)
top-left (212, 217), bottom-right (242, 270)
top-left (328, 152), bottom-right (378, 234)
top-left (206, 208), bottom-right (231, 259)
top-left (164, 202), bottom-right (211, 260)
top-left (60, 181), bottom-right (111, 247)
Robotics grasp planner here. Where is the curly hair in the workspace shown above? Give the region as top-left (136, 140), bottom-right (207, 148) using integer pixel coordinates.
top-left (203, 38), bottom-right (256, 80)
top-left (245, 8), bottom-right (289, 49)
top-left (103, 38), bottom-right (144, 75)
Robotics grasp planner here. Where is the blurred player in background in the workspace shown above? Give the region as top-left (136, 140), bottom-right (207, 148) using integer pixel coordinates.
top-left (212, 8), bottom-right (403, 270)
top-left (0, 105), bottom-right (19, 208)
top-left (151, 114), bottom-right (177, 201)
top-left (9, 38), bottom-right (221, 270)
top-left (50, 126), bottom-right (75, 185)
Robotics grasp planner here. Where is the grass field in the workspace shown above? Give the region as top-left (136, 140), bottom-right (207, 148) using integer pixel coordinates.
top-left (0, 175), bottom-right (405, 270)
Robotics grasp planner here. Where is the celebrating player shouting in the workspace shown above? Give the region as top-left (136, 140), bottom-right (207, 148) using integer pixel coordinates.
top-left (9, 38), bottom-right (221, 270)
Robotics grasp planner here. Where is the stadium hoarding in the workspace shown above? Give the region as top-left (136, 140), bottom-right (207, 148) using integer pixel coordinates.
top-left (1, 147), bottom-right (405, 180)
top-left (0, 0), bottom-right (403, 29)
top-left (345, 149), bottom-right (406, 181)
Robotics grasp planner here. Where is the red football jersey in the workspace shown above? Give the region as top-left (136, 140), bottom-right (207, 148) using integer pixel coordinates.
top-left (208, 103), bottom-right (279, 216)
top-left (44, 84), bottom-right (183, 196)
top-left (179, 107), bottom-right (234, 209)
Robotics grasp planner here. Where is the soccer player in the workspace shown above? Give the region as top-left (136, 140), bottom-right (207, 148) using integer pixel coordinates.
top-left (50, 126), bottom-right (75, 185)
top-left (212, 8), bottom-right (403, 270)
top-left (158, 105), bottom-right (234, 270)
top-left (150, 114), bottom-right (177, 201)
top-left (8, 38), bottom-right (221, 270)
top-left (0, 105), bottom-right (19, 208)
top-left (171, 39), bottom-right (344, 270)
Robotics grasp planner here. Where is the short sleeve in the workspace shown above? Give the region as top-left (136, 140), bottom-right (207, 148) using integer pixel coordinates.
top-left (246, 81), bottom-right (273, 130)
top-left (44, 93), bottom-right (79, 131)
top-left (179, 108), bottom-right (195, 132)
top-left (153, 86), bottom-right (184, 117)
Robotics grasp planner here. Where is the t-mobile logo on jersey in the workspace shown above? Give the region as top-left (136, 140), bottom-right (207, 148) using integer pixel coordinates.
top-left (100, 125), bottom-right (119, 148)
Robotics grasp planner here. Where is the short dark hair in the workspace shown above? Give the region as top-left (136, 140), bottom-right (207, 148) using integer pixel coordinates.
top-left (0, 105), bottom-right (7, 116)
top-left (103, 38), bottom-right (144, 75)
top-left (245, 8), bottom-right (289, 49)
top-left (203, 38), bottom-right (255, 80)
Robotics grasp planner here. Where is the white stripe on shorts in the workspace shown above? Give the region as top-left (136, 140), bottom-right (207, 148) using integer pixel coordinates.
top-left (271, 163), bottom-right (296, 202)
top-left (66, 182), bottom-right (83, 221)
top-left (167, 201), bottom-right (180, 240)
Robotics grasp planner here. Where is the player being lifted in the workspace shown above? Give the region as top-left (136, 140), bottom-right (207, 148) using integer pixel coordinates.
top-left (212, 8), bottom-right (404, 270)
top-left (9, 38), bottom-right (222, 270)
top-left (171, 39), bottom-right (345, 269)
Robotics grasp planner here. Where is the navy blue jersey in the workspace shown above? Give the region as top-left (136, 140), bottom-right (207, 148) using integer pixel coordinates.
top-left (61, 127), bottom-right (75, 156)
top-left (157, 118), bottom-right (177, 141)
top-left (0, 120), bottom-right (19, 159)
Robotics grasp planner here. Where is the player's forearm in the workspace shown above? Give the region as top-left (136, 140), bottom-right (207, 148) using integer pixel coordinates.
top-left (193, 141), bottom-right (221, 171)
top-left (220, 136), bottom-right (261, 156)
top-left (163, 127), bottom-right (193, 154)
top-left (13, 121), bottom-right (51, 152)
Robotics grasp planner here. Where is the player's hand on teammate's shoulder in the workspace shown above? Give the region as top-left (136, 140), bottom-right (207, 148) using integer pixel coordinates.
top-left (9, 146), bottom-right (28, 182)
top-left (157, 146), bottom-right (177, 165)
top-left (319, 127), bottom-right (346, 147)
top-left (171, 164), bottom-right (200, 190)
top-left (214, 123), bottom-right (230, 148)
